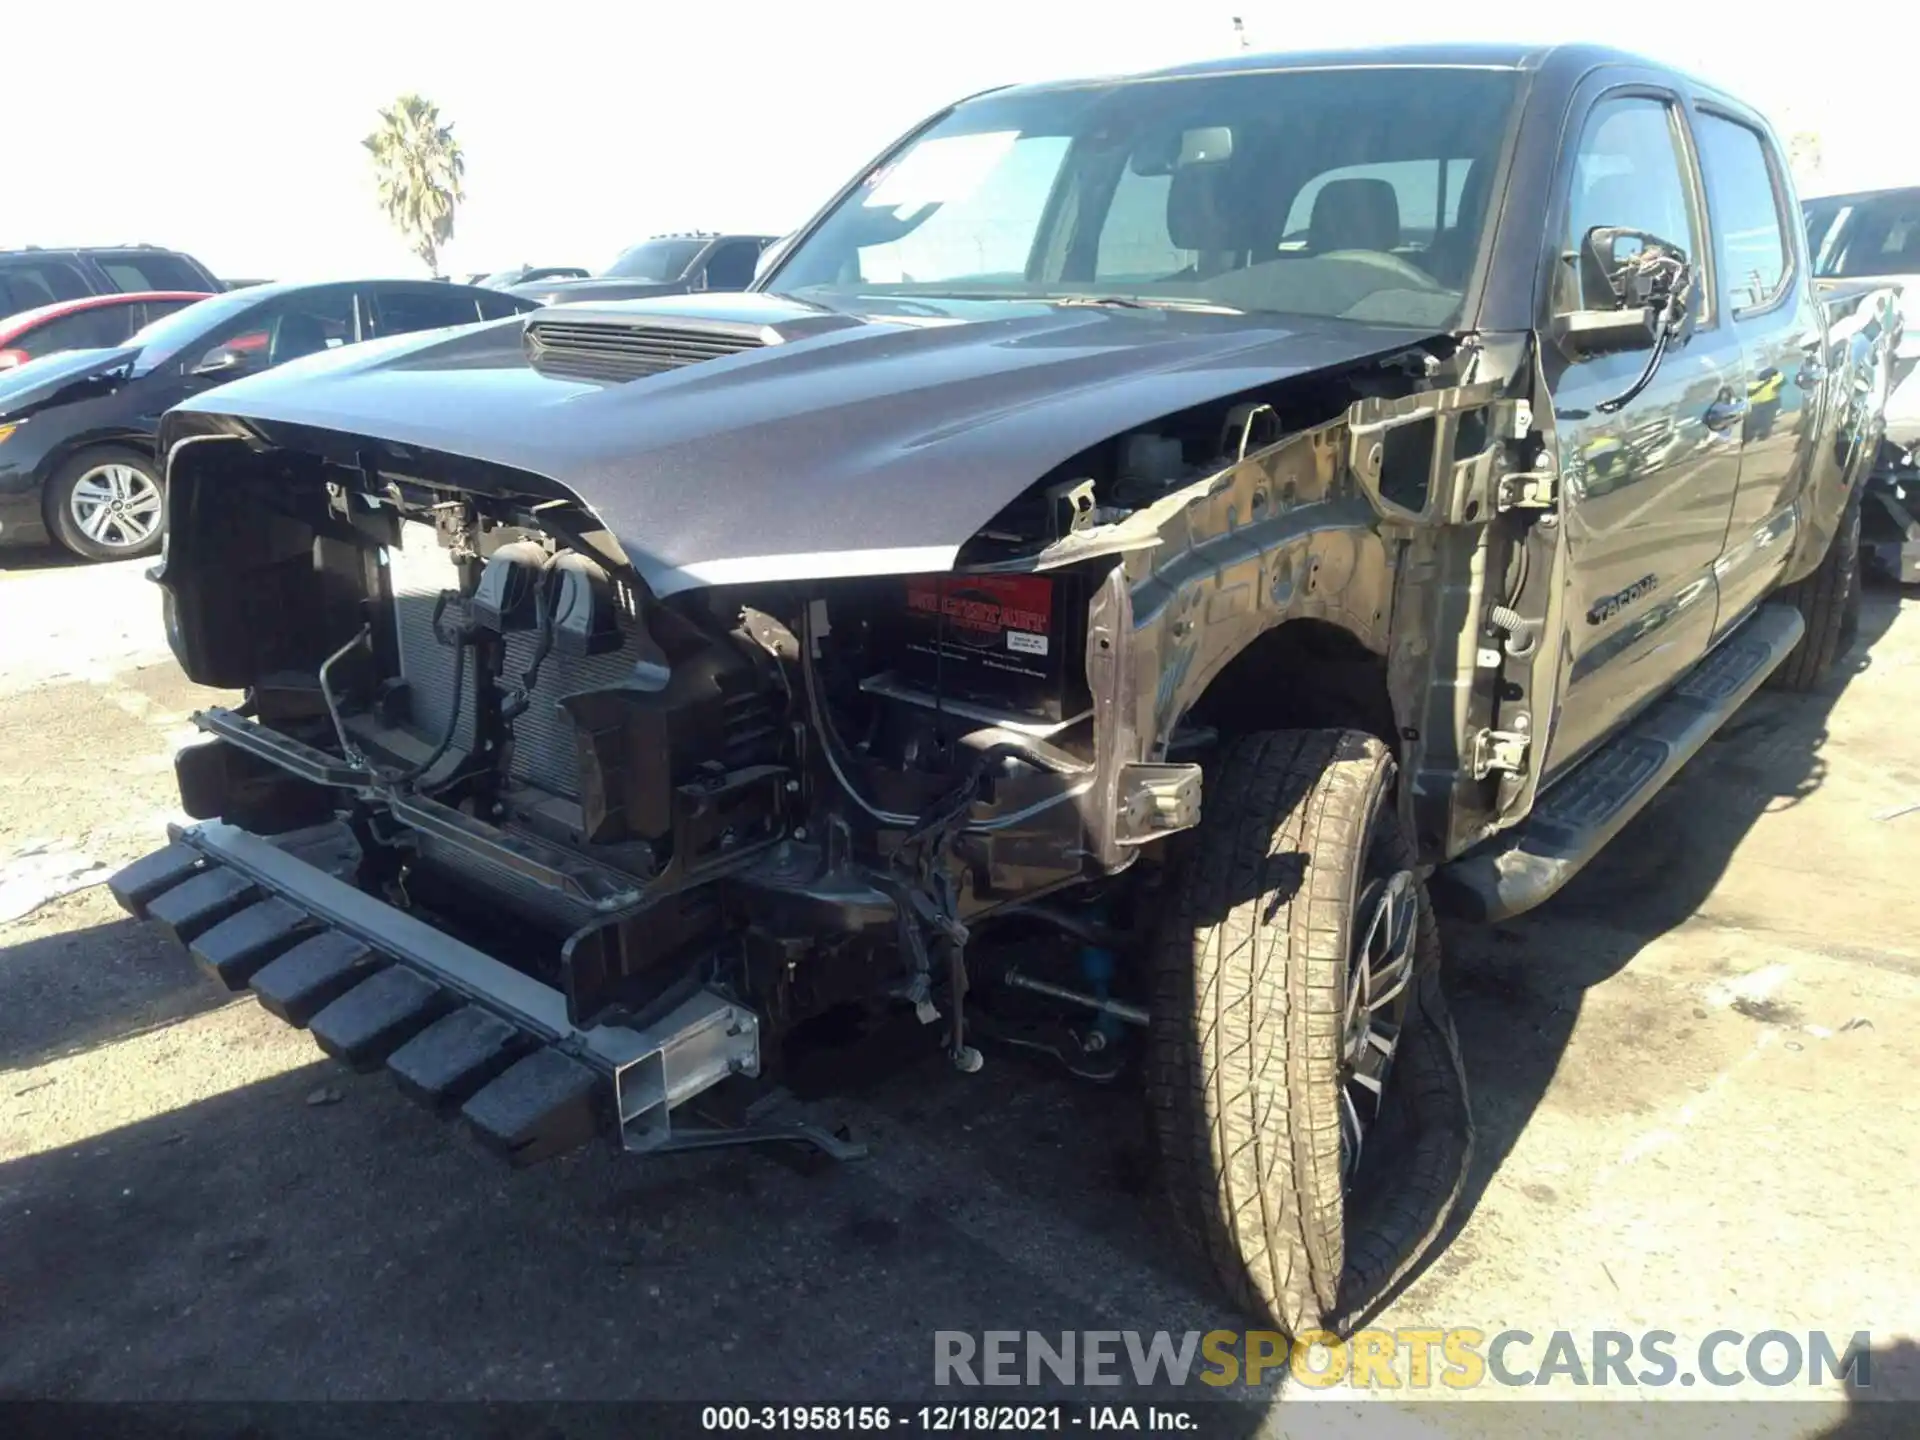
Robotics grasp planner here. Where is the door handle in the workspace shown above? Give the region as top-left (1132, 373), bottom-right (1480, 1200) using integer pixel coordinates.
top-left (1704, 395), bottom-right (1749, 431)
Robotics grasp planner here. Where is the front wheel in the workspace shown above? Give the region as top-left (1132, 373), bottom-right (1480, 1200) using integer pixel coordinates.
top-left (46, 447), bottom-right (165, 561)
top-left (1148, 729), bottom-right (1461, 1334)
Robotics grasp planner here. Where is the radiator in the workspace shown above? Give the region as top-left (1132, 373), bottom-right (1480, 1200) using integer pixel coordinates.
top-left (386, 522), bottom-right (650, 799)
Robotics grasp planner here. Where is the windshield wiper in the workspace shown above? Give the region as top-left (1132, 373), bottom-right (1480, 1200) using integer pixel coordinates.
top-left (1051, 295), bottom-right (1245, 315)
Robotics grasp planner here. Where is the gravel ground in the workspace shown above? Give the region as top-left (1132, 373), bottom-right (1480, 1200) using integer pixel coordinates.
top-left (1, 546), bottom-right (1916, 1436)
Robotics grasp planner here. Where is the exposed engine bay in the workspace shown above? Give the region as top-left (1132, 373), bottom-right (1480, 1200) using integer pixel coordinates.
top-left (156, 402), bottom-right (1270, 1068)
top-left (140, 305), bottom-right (1530, 1166)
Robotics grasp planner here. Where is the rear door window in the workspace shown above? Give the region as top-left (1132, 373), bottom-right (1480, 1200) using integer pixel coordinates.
top-left (96, 252), bottom-right (212, 293)
top-left (1693, 112), bottom-right (1791, 312)
top-left (366, 287), bottom-right (484, 337)
top-left (10, 305), bottom-right (133, 362)
top-left (0, 259), bottom-right (93, 315)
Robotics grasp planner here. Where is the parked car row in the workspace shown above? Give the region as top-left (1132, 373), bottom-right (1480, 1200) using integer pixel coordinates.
top-left (1804, 183), bottom-right (1920, 582)
top-left (0, 245), bottom-right (224, 317)
top-left (0, 292), bottom-right (212, 370)
top-left (0, 279), bottom-right (534, 559)
top-left (0, 225), bottom-right (799, 562)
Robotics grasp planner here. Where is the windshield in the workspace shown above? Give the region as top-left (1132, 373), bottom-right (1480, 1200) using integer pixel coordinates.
top-left (1805, 188), bottom-right (1920, 278)
top-left (124, 290), bottom-right (256, 366)
top-left (603, 240), bottom-right (704, 281)
top-left (768, 66), bottom-right (1519, 328)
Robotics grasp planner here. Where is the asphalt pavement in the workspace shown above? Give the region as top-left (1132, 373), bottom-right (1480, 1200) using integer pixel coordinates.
top-left (1, 546), bottom-right (1915, 1436)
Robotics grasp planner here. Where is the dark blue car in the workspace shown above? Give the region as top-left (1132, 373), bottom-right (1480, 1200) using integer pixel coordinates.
top-left (0, 278), bottom-right (535, 561)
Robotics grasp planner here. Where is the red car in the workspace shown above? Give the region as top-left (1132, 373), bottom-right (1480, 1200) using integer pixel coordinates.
top-left (0, 291), bottom-right (214, 370)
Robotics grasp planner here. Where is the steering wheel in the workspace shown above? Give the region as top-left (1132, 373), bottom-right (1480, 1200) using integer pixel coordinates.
top-left (1315, 249), bottom-right (1447, 291)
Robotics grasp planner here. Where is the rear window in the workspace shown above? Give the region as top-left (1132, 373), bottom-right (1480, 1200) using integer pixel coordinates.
top-left (604, 240), bottom-right (704, 281)
top-left (96, 252), bottom-right (212, 293)
top-left (0, 259), bottom-right (92, 316)
top-left (1807, 188), bottom-right (1920, 279)
top-left (369, 288), bottom-right (484, 336)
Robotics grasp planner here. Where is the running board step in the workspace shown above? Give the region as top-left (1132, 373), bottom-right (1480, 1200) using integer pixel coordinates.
top-left (105, 821), bottom-right (785, 1170)
top-left (1433, 603), bottom-right (1805, 922)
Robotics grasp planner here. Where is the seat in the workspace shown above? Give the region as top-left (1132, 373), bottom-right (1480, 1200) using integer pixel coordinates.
top-left (1308, 178), bottom-right (1401, 254)
top-left (1166, 156), bottom-right (1265, 272)
top-left (1428, 161), bottom-right (1494, 288)
top-left (269, 311), bottom-right (330, 365)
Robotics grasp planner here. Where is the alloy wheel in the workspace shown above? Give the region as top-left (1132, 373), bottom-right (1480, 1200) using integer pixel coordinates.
top-left (69, 464), bottom-right (162, 550)
top-left (1340, 864), bottom-right (1417, 1182)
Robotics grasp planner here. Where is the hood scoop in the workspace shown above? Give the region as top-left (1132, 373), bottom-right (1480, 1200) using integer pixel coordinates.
top-left (523, 312), bottom-right (775, 382)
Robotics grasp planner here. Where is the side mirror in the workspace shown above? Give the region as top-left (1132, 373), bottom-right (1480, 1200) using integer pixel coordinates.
top-left (1556, 226), bottom-right (1693, 357)
top-left (189, 346), bottom-right (249, 378)
top-left (754, 236), bottom-right (792, 282)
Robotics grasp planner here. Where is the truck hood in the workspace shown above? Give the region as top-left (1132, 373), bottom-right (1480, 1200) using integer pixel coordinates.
top-left (164, 291), bottom-right (1438, 597)
top-left (507, 277), bottom-right (691, 306)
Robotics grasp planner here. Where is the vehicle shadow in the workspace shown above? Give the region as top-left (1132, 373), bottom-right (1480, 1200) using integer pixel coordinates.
top-left (1819, 1336), bottom-right (1920, 1437)
top-left (1423, 584), bottom-right (1905, 1278)
top-left (0, 915), bottom-right (233, 1075)
top-left (0, 1032), bottom-right (1270, 1415)
top-left (0, 543), bottom-right (86, 574)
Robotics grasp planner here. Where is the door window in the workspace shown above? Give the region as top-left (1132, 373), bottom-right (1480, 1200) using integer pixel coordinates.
top-left (11, 305), bottom-right (136, 362)
top-left (367, 288), bottom-right (484, 337)
top-left (700, 241), bottom-right (763, 290)
top-left (97, 253), bottom-right (212, 293)
top-left (1693, 113), bottom-right (1790, 312)
top-left (1556, 97), bottom-right (1701, 315)
top-left (187, 291), bottom-right (355, 374)
top-left (0, 259), bottom-right (92, 315)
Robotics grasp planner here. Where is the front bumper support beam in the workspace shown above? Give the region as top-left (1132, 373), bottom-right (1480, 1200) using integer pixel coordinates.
top-left (107, 822), bottom-right (827, 1167)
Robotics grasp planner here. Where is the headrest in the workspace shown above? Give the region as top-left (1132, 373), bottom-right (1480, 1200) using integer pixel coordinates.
top-left (1309, 178), bottom-right (1401, 254)
top-left (1167, 160), bottom-right (1262, 252)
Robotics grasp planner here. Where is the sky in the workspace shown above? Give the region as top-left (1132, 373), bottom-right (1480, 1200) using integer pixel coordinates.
top-left (8, 0), bottom-right (1917, 283)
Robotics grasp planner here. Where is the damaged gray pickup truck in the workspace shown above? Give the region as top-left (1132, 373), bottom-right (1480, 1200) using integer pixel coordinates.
top-left (113, 43), bottom-right (1897, 1335)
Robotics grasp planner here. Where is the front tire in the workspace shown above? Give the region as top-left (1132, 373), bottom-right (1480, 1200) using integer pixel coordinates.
top-left (46, 447), bottom-right (164, 562)
top-left (1147, 729), bottom-right (1441, 1333)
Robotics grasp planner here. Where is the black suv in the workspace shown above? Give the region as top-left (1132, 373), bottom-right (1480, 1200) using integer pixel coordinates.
top-left (508, 233), bottom-right (777, 306)
top-left (0, 246), bottom-right (225, 320)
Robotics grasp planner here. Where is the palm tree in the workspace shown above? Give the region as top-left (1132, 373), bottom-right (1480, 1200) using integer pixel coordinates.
top-left (363, 95), bottom-right (467, 277)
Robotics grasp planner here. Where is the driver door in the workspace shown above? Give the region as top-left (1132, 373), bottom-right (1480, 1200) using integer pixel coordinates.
top-left (1541, 92), bottom-right (1748, 780)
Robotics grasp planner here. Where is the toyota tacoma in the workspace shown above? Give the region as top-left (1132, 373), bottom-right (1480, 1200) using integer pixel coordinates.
top-left (113, 43), bottom-right (1897, 1334)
